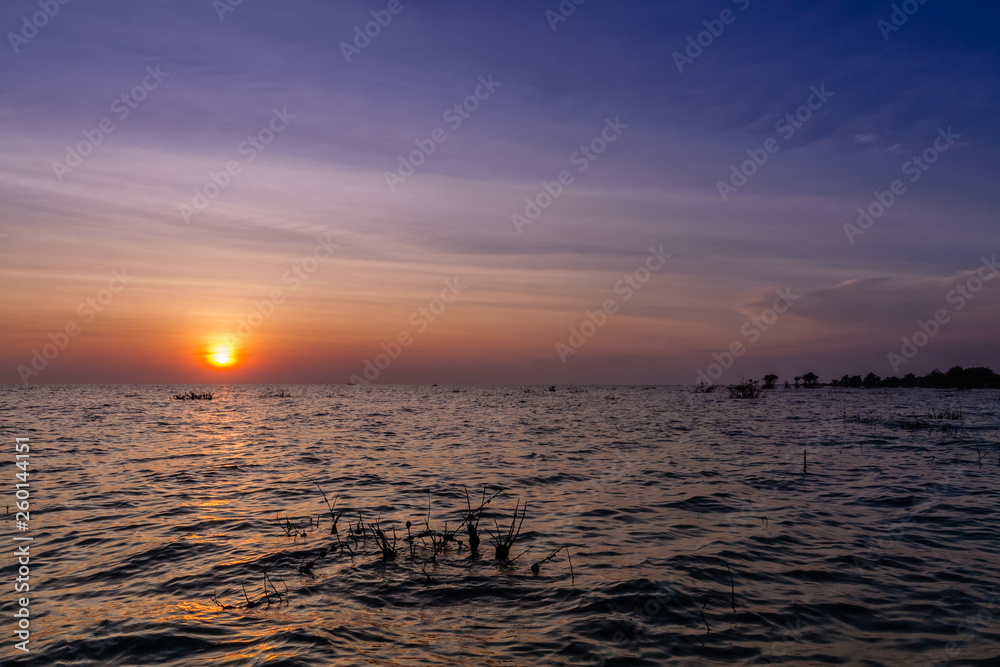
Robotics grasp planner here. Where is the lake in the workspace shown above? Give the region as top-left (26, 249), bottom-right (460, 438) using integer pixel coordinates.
top-left (1, 384), bottom-right (998, 665)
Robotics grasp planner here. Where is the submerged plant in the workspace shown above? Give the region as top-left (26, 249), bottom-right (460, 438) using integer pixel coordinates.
top-left (530, 545), bottom-right (569, 575)
top-left (300, 473), bottom-right (340, 535)
top-left (727, 380), bottom-right (762, 399)
top-left (461, 486), bottom-right (503, 559)
top-left (173, 391), bottom-right (213, 400)
top-left (368, 520), bottom-right (398, 561)
top-left (212, 484), bottom-right (567, 614)
top-left (211, 569), bottom-right (288, 610)
top-left (489, 499), bottom-right (526, 561)
top-left (926, 408), bottom-right (963, 420)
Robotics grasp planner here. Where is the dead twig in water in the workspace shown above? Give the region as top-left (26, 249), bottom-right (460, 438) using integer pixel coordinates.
top-left (299, 473), bottom-right (340, 535)
top-left (699, 597), bottom-right (712, 634)
top-left (726, 563), bottom-right (736, 612)
top-left (530, 545), bottom-right (567, 575)
top-left (210, 591), bottom-right (235, 610)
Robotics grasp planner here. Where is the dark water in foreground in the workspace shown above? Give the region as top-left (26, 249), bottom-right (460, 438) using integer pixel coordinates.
top-left (1, 385), bottom-right (999, 666)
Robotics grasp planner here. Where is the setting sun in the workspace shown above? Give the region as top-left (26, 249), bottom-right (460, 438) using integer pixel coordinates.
top-left (207, 344), bottom-right (237, 368)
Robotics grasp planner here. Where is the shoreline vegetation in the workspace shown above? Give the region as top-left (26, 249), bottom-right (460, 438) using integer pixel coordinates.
top-left (158, 366), bottom-right (996, 398)
top-left (697, 365), bottom-right (1000, 398)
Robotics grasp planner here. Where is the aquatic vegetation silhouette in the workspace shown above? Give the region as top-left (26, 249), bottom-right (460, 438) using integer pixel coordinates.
top-left (207, 484), bottom-right (570, 612)
top-left (259, 389), bottom-right (293, 398)
top-left (211, 569), bottom-right (288, 610)
top-left (926, 408), bottom-right (963, 420)
top-left (728, 379), bottom-right (763, 399)
top-left (461, 486), bottom-right (503, 559)
top-left (530, 545), bottom-right (574, 583)
top-left (172, 391), bottom-right (213, 400)
top-left (488, 498), bottom-right (526, 561)
top-left (369, 519), bottom-right (399, 561)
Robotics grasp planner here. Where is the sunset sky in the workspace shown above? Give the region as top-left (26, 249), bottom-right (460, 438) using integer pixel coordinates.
top-left (1, 0), bottom-right (998, 385)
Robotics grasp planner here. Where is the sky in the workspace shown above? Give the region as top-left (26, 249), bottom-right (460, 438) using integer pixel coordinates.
top-left (1, 0), bottom-right (998, 385)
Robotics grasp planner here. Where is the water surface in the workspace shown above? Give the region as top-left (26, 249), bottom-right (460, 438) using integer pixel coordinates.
top-left (1, 385), bottom-right (998, 665)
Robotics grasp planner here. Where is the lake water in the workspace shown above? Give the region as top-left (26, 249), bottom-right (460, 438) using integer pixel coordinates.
top-left (1, 384), bottom-right (999, 665)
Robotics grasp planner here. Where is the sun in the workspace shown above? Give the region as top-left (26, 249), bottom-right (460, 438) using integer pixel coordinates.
top-left (207, 343), bottom-right (237, 368)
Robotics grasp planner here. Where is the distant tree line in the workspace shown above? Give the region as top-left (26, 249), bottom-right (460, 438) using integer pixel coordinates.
top-left (763, 366), bottom-right (999, 390)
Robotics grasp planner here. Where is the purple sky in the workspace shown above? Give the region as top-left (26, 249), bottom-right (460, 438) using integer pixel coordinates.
top-left (1, 0), bottom-right (998, 385)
